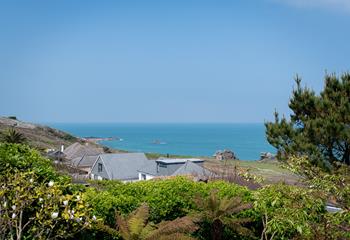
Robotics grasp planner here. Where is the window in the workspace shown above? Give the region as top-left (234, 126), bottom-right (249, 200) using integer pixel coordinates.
top-left (98, 163), bottom-right (103, 172)
top-left (141, 174), bottom-right (146, 180)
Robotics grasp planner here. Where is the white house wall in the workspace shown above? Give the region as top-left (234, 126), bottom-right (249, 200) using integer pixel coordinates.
top-left (138, 172), bottom-right (155, 181)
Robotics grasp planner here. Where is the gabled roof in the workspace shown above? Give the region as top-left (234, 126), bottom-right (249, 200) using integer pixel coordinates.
top-left (97, 153), bottom-right (150, 180)
top-left (71, 155), bottom-right (99, 167)
top-left (171, 161), bottom-right (212, 176)
top-left (64, 142), bottom-right (103, 160)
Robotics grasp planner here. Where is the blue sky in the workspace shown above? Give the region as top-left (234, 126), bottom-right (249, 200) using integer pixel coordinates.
top-left (1, 0), bottom-right (349, 123)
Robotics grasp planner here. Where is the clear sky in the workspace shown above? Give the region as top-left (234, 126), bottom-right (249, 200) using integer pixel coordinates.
top-left (1, 0), bottom-right (349, 123)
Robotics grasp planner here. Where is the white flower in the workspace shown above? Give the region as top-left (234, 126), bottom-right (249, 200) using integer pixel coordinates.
top-left (3, 201), bottom-right (7, 208)
top-left (11, 205), bottom-right (16, 210)
top-left (63, 200), bottom-right (68, 206)
top-left (48, 181), bottom-right (54, 187)
top-left (29, 178), bottom-right (34, 183)
top-left (51, 212), bottom-right (59, 219)
top-left (39, 198), bottom-right (43, 202)
top-left (92, 215), bottom-right (97, 221)
top-left (47, 194), bottom-right (51, 198)
top-left (76, 217), bottom-right (82, 222)
top-left (76, 196), bottom-right (80, 201)
top-left (12, 213), bottom-right (16, 219)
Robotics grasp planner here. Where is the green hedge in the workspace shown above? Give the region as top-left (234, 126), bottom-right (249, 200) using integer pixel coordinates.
top-left (86, 177), bottom-right (252, 225)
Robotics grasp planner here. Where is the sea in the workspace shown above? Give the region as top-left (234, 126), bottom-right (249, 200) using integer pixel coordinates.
top-left (48, 123), bottom-right (275, 161)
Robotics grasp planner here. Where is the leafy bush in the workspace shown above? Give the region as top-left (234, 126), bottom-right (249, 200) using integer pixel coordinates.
top-left (0, 143), bottom-right (66, 182)
top-left (86, 178), bottom-right (252, 225)
top-left (0, 170), bottom-right (95, 239)
top-left (253, 183), bottom-right (325, 240)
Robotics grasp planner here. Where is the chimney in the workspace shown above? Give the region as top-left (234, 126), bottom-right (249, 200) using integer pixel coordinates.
top-left (60, 145), bottom-right (64, 152)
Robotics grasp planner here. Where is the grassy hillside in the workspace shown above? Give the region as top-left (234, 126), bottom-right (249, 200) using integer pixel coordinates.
top-left (0, 117), bottom-right (80, 151)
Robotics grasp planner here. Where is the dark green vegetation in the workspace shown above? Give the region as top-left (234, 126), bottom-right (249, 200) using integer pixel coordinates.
top-left (1, 142), bottom-right (349, 239)
top-left (266, 73), bottom-right (350, 168)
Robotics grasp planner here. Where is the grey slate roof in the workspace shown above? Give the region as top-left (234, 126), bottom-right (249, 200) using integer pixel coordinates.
top-left (64, 142), bottom-right (103, 160)
top-left (138, 160), bottom-right (212, 178)
top-left (137, 160), bottom-right (158, 176)
top-left (156, 158), bottom-right (203, 164)
top-left (171, 161), bottom-right (211, 176)
top-left (71, 155), bottom-right (99, 167)
top-left (48, 150), bottom-right (66, 159)
top-left (98, 153), bottom-right (150, 180)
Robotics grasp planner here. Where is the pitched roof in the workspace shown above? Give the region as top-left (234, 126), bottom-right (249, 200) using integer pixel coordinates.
top-left (63, 142), bottom-right (102, 160)
top-left (171, 161), bottom-right (212, 176)
top-left (137, 160), bottom-right (158, 176)
top-left (48, 150), bottom-right (66, 159)
top-left (98, 153), bottom-right (150, 180)
top-left (71, 155), bottom-right (99, 167)
top-left (138, 160), bottom-right (212, 178)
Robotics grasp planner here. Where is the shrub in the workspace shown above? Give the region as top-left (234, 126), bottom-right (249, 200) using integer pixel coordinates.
top-left (253, 183), bottom-right (325, 240)
top-left (86, 178), bottom-right (252, 226)
top-left (0, 143), bottom-right (67, 182)
top-left (0, 170), bottom-right (95, 239)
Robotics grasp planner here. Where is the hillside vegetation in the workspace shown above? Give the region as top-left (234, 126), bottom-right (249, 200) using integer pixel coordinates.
top-left (0, 117), bottom-right (80, 151)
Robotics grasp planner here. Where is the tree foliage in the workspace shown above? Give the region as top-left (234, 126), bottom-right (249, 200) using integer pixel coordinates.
top-left (266, 73), bottom-right (350, 167)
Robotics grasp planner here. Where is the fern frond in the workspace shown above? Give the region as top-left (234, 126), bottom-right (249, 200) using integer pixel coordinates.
top-left (146, 216), bottom-right (199, 240)
top-left (157, 233), bottom-right (197, 240)
top-left (128, 203), bottom-right (150, 237)
top-left (224, 217), bottom-right (252, 236)
top-left (139, 223), bottom-right (156, 239)
top-left (226, 202), bottom-right (252, 215)
top-left (116, 212), bottom-right (131, 240)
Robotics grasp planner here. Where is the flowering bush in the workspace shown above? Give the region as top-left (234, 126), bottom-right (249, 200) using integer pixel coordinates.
top-left (0, 170), bottom-right (95, 239)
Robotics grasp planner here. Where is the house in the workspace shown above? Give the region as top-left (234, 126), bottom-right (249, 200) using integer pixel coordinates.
top-left (47, 150), bottom-right (66, 162)
top-left (214, 149), bottom-right (237, 160)
top-left (90, 153), bottom-right (150, 182)
top-left (63, 142), bottom-right (103, 160)
top-left (137, 158), bottom-right (212, 181)
top-left (71, 155), bottom-right (99, 174)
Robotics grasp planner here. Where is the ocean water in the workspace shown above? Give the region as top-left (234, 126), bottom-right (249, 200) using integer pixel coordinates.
top-left (49, 123), bottom-right (275, 160)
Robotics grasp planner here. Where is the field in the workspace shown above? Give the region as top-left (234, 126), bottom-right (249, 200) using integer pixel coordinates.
top-left (204, 158), bottom-right (300, 185)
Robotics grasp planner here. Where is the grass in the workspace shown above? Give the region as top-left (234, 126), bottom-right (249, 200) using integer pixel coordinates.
top-left (145, 152), bottom-right (195, 159)
top-left (204, 158), bottom-right (300, 185)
